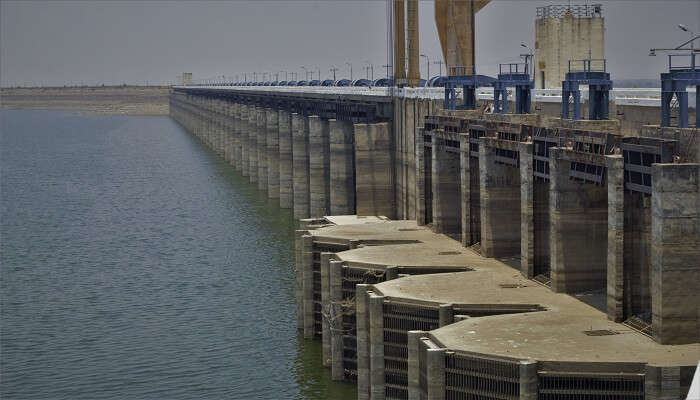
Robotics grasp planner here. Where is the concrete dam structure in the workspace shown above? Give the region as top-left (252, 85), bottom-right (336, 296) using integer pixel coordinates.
top-left (168, 83), bottom-right (699, 399)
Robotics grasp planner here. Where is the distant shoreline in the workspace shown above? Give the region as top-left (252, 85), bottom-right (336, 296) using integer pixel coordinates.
top-left (0, 86), bottom-right (170, 116)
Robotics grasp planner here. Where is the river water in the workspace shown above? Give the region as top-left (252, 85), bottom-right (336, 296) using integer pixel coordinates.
top-left (0, 110), bottom-right (356, 399)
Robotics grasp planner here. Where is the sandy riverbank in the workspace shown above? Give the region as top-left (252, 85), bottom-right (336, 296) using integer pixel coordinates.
top-left (0, 86), bottom-right (170, 115)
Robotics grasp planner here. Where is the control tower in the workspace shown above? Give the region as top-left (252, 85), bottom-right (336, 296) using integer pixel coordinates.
top-left (534, 4), bottom-right (605, 89)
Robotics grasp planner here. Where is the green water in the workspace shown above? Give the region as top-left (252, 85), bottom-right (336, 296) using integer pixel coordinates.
top-left (0, 110), bottom-right (356, 399)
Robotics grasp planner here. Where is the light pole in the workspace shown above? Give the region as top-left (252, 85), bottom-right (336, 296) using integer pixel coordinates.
top-left (301, 66), bottom-right (308, 81)
top-left (678, 24), bottom-right (696, 52)
top-left (346, 62), bottom-right (353, 80)
top-left (364, 61), bottom-right (374, 80)
top-left (420, 54), bottom-right (430, 79)
top-left (433, 60), bottom-right (444, 76)
top-left (316, 67), bottom-right (321, 81)
top-left (520, 42), bottom-right (534, 77)
top-left (330, 66), bottom-right (338, 81)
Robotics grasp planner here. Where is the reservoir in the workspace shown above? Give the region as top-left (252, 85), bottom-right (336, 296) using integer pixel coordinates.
top-left (0, 110), bottom-right (356, 399)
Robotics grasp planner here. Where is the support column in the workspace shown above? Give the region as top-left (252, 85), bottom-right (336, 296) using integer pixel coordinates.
top-left (479, 139), bottom-right (521, 258)
top-left (309, 116), bottom-right (330, 218)
top-left (369, 293), bottom-right (385, 400)
top-left (416, 127), bottom-right (427, 225)
top-left (267, 109), bottom-right (280, 198)
top-left (320, 252), bottom-right (332, 367)
top-left (295, 230), bottom-right (306, 330)
top-left (240, 105), bottom-right (249, 176)
top-left (233, 103), bottom-right (242, 170)
top-left (651, 163), bottom-right (699, 344)
top-left (519, 360), bottom-right (538, 400)
top-left (407, 330), bottom-right (425, 400)
top-left (257, 108), bottom-right (268, 191)
top-left (606, 155), bottom-right (624, 321)
top-left (645, 365), bottom-right (681, 399)
top-left (354, 122), bottom-right (395, 218)
top-left (279, 110), bottom-right (294, 209)
top-left (302, 234), bottom-right (314, 339)
top-left (329, 119), bottom-right (356, 215)
top-left (356, 284), bottom-right (371, 400)
top-left (293, 114), bottom-right (310, 219)
top-left (460, 134), bottom-right (471, 246)
top-left (248, 105), bottom-right (258, 183)
top-left (426, 347), bottom-right (445, 400)
top-left (329, 259), bottom-right (344, 381)
top-left (520, 142), bottom-right (535, 277)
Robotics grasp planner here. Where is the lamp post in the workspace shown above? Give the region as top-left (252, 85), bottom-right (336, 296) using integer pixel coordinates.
top-left (346, 62), bottom-right (353, 80)
top-left (520, 43), bottom-right (534, 77)
top-left (420, 54), bottom-right (430, 79)
top-left (364, 61), bottom-right (374, 80)
top-left (301, 66), bottom-right (308, 81)
top-left (382, 64), bottom-right (392, 79)
top-left (330, 66), bottom-right (338, 81)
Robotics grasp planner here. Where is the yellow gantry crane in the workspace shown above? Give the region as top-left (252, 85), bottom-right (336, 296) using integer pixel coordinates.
top-left (393, 0), bottom-right (491, 87)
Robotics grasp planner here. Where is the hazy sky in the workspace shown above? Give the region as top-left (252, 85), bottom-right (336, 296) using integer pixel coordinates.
top-left (1, 0), bottom-right (698, 87)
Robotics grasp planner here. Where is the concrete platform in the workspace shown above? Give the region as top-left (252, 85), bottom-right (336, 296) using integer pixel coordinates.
top-left (376, 271), bottom-right (698, 366)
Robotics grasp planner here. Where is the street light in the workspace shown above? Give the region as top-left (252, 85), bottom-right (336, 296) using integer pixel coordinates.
top-left (678, 24), bottom-right (695, 51)
top-left (330, 66), bottom-right (338, 81)
top-left (364, 61), bottom-right (374, 80)
top-left (520, 42), bottom-right (535, 77)
top-left (301, 66), bottom-right (308, 81)
top-left (346, 62), bottom-right (353, 80)
top-left (420, 54), bottom-right (430, 79)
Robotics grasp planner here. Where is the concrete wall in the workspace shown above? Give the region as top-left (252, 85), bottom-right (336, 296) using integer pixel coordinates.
top-left (355, 122), bottom-right (395, 218)
top-left (534, 13), bottom-right (605, 89)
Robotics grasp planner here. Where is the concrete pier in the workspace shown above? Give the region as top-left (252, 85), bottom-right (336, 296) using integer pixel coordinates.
top-left (309, 116), bottom-right (330, 218)
top-left (292, 114), bottom-right (310, 219)
top-left (266, 109), bottom-right (279, 198)
top-left (248, 105), bottom-right (258, 183)
top-left (278, 110), bottom-right (293, 208)
top-left (257, 108), bottom-right (268, 191)
top-left (329, 119), bottom-right (355, 215)
top-left (240, 105), bottom-right (249, 176)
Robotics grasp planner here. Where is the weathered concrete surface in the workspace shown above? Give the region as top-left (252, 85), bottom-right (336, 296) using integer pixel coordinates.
top-left (431, 136), bottom-right (461, 239)
top-left (257, 108), bottom-right (268, 191)
top-left (549, 147), bottom-right (608, 294)
top-left (292, 114), bottom-right (310, 219)
top-left (240, 105), bottom-right (250, 177)
top-left (278, 110), bottom-right (293, 209)
top-left (266, 109), bottom-right (280, 198)
top-left (248, 105), bottom-right (258, 183)
top-left (308, 116), bottom-right (330, 218)
top-left (329, 119), bottom-right (355, 215)
top-left (479, 139), bottom-right (521, 258)
top-left (651, 163), bottom-right (699, 345)
top-left (354, 123), bottom-right (395, 218)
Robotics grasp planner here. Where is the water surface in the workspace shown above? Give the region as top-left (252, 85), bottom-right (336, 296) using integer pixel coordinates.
top-left (0, 110), bottom-right (355, 399)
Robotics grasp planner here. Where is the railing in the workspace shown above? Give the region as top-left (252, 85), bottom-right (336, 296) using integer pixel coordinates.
top-left (448, 65), bottom-right (476, 77)
top-left (499, 63), bottom-right (529, 76)
top-left (668, 53), bottom-right (699, 71)
top-left (536, 4), bottom-right (602, 19)
top-left (568, 59), bottom-right (607, 73)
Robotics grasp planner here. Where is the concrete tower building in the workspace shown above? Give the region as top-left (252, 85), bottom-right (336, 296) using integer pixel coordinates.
top-left (534, 4), bottom-right (605, 89)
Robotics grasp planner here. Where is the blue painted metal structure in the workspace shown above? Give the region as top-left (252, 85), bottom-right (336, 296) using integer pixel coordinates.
top-left (661, 53), bottom-right (699, 128)
top-left (561, 59), bottom-right (612, 120)
top-left (443, 67), bottom-right (496, 110)
top-left (321, 79), bottom-right (335, 86)
top-left (492, 63), bottom-right (533, 114)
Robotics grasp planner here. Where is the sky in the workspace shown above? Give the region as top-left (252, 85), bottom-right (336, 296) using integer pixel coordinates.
top-left (1, 0), bottom-right (699, 87)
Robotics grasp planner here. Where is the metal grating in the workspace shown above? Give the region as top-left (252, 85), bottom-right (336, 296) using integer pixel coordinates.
top-left (384, 301), bottom-right (440, 400)
top-left (621, 137), bottom-right (675, 195)
top-left (622, 316), bottom-right (653, 338)
top-left (341, 266), bottom-right (388, 380)
top-left (533, 274), bottom-right (552, 288)
top-left (445, 352), bottom-right (520, 400)
top-left (538, 372), bottom-right (644, 399)
top-left (583, 330), bottom-right (619, 336)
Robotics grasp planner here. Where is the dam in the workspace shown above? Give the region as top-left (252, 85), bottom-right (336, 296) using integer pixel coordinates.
top-left (167, 3), bottom-right (699, 398)
top-left (168, 76), bottom-right (699, 398)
